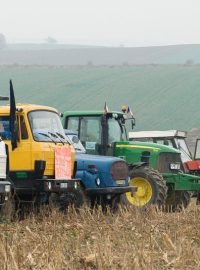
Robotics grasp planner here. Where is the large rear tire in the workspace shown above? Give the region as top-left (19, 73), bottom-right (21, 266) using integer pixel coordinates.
top-left (121, 166), bottom-right (167, 208)
top-left (165, 190), bottom-right (191, 212)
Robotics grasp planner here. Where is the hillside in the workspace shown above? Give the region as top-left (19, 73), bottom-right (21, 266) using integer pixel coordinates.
top-left (0, 44), bottom-right (200, 65)
top-left (0, 65), bottom-right (200, 132)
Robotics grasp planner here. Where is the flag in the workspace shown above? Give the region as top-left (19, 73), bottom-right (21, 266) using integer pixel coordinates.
top-left (9, 80), bottom-right (17, 150)
top-left (127, 106), bottom-right (133, 117)
top-left (104, 102), bottom-right (109, 115)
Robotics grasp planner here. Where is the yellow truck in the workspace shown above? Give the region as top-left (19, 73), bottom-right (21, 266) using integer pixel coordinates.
top-left (0, 81), bottom-right (84, 211)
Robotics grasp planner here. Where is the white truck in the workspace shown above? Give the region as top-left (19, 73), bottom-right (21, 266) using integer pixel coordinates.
top-left (0, 138), bottom-right (11, 213)
top-left (0, 96), bottom-right (12, 215)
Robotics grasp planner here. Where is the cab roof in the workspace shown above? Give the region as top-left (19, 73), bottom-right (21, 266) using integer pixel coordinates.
top-left (0, 104), bottom-right (58, 114)
top-left (62, 110), bottom-right (125, 117)
top-left (129, 130), bottom-right (187, 139)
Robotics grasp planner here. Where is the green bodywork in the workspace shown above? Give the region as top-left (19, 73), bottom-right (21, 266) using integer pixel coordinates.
top-left (114, 140), bottom-right (172, 167)
top-left (62, 110), bottom-right (200, 192)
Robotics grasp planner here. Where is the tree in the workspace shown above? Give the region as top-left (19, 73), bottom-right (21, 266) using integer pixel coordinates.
top-left (0, 33), bottom-right (7, 49)
top-left (45, 36), bottom-right (57, 44)
top-left (185, 59), bottom-right (194, 66)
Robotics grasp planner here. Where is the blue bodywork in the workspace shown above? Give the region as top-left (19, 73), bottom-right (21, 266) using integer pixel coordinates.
top-left (64, 130), bottom-right (135, 196)
top-left (76, 153), bottom-right (128, 189)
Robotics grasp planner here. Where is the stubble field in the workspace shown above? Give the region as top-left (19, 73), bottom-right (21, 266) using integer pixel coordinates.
top-left (0, 203), bottom-right (200, 270)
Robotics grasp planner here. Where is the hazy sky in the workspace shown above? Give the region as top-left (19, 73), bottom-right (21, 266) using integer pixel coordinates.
top-left (0, 0), bottom-right (200, 46)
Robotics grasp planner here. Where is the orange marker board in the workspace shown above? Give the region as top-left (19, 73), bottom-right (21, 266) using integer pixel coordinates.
top-left (55, 146), bottom-right (72, 179)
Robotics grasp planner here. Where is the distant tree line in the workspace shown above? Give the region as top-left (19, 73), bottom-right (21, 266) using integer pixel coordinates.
top-left (0, 33), bottom-right (7, 49)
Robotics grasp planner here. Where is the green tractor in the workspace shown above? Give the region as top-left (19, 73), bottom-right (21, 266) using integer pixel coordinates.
top-left (61, 109), bottom-right (200, 211)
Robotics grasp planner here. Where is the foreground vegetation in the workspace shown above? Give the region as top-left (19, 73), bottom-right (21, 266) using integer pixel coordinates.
top-left (0, 203), bottom-right (200, 270)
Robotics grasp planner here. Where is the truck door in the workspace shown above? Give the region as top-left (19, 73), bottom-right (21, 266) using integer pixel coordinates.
top-left (4, 115), bottom-right (32, 173)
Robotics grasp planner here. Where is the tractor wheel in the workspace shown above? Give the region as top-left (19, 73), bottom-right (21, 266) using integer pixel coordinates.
top-left (89, 195), bottom-right (120, 213)
top-left (165, 190), bottom-right (191, 212)
top-left (108, 195), bottom-right (121, 212)
top-left (121, 166), bottom-right (167, 208)
top-left (49, 186), bottom-right (89, 212)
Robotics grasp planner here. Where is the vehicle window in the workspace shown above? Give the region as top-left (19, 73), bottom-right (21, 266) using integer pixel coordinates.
top-left (28, 110), bottom-right (65, 142)
top-left (195, 140), bottom-right (200, 160)
top-left (125, 118), bottom-right (134, 134)
top-left (65, 133), bottom-right (86, 153)
top-left (175, 138), bottom-right (192, 162)
top-left (67, 117), bottom-right (79, 133)
top-left (130, 138), bottom-right (154, 143)
top-left (155, 139), bottom-right (173, 147)
top-left (79, 116), bottom-right (101, 151)
top-left (108, 118), bottom-right (123, 143)
top-left (0, 116), bottom-right (11, 140)
top-left (20, 116), bottom-right (28, 139)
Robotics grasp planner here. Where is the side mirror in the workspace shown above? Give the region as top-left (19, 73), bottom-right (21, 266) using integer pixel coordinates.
top-left (0, 96), bottom-right (9, 101)
top-left (131, 118), bottom-right (136, 129)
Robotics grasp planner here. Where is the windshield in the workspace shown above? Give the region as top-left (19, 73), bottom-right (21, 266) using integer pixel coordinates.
top-left (28, 110), bottom-right (65, 142)
top-left (175, 138), bottom-right (192, 162)
top-left (65, 133), bottom-right (86, 153)
top-left (0, 116), bottom-right (11, 140)
top-left (108, 118), bottom-right (126, 142)
top-left (125, 118), bottom-right (134, 136)
top-left (195, 139), bottom-right (200, 159)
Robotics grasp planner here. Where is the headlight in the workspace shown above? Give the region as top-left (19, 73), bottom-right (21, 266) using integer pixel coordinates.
top-left (111, 160), bottom-right (129, 179)
top-left (5, 185), bottom-right (10, 193)
top-left (48, 182), bottom-right (52, 190)
top-left (96, 178), bottom-right (101, 186)
top-left (74, 181), bottom-right (78, 189)
top-left (170, 163), bottom-right (181, 170)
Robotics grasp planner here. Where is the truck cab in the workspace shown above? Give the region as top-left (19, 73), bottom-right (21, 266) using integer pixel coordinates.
top-left (0, 102), bottom-right (83, 208)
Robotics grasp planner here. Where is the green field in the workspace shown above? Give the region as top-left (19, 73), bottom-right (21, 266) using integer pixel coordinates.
top-left (0, 65), bottom-right (199, 131)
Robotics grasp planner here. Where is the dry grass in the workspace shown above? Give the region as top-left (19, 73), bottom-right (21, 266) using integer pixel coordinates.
top-left (0, 202), bottom-right (200, 270)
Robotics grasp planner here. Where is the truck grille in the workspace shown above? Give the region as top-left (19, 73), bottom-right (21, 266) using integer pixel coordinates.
top-left (157, 152), bottom-right (183, 173)
top-left (111, 161), bottom-right (129, 179)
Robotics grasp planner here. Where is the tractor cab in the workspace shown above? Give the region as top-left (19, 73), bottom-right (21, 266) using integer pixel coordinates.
top-left (129, 130), bottom-right (192, 163)
top-left (62, 110), bottom-right (134, 156)
top-left (62, 109), bottom-right (200, 210)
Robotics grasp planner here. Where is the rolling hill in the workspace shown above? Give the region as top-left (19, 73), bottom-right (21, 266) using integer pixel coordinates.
top-left (0, 44), bottom-right (200, 65)
top-left (0, 65), bottom-right (200, 132)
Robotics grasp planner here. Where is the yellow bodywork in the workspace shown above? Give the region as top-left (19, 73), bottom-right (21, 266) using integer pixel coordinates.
top-left (0, 104), bottom-right (75, 177)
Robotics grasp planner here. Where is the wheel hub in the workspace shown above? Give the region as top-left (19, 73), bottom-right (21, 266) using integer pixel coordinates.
top-left (126, 177), bottom-right (153, 206)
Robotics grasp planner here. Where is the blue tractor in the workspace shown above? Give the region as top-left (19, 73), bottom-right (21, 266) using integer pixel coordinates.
top-left (64, 130), bottom-right (137, 209)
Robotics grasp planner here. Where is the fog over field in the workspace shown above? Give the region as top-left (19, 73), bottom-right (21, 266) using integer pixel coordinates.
top-left (0, 44), bottom-right (200, 66)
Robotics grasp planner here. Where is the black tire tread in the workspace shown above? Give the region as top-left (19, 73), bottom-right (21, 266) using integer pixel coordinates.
top-left (122, 166), bottom-right (167, 208)
top-left (165, 190), bottom-right (191, 212)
